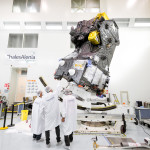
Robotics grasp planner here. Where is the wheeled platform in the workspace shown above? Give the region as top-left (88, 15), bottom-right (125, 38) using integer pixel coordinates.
top-left (76, 113), bottom-right (135, 134)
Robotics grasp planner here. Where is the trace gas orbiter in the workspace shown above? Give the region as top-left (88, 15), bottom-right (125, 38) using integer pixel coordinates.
top-left (54, 12), bottom-right (119, 108)
top-left (53, 13), bottom-right (136, 134)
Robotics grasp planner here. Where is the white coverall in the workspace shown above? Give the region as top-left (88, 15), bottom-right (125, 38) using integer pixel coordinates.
top-left (41, 85), bottom-right (62, 131)
top-left (61, 95), bottom-right (77, 135)
top-left (31, 97), bottom-right (44, 135)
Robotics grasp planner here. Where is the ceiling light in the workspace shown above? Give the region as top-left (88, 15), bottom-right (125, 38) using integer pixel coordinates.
top-left (46, 25), bottom-right (62, 30)
top-left (25, 22), bottom-right (41, 29)
top-left (46, 22), bottom-right (62, 30)
top-left (134, 23), bottom-right (150, 27)
top-left (25, 26), bottom-right (41, 29)
top-left (4, 22), bottom-right (20, 30)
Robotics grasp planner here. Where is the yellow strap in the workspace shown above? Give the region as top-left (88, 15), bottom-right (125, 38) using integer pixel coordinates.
top-left (94, 12), bottom-right (109, 22)
top-left (2, 102), bottom-right (25, 112)
top-left (14, 103), bottom-right (24, 106)
top-left (7, 111), bottom-right (17, 113)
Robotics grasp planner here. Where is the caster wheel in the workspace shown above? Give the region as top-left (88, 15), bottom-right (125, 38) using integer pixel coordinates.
top-left (109, 121), bottom-right (112, 125)
top-left (140, 122), bottom-right (143, 125)
top-left (134, 118), bottom-right (138, 125)
top-left (120, 125), bottom-right (126, 134)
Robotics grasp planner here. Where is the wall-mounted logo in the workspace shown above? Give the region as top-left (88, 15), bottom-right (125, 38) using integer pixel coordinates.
top-left (5, 50), bottom-right (36, 65)
top-left (7, 54), bottom-right (35, 60)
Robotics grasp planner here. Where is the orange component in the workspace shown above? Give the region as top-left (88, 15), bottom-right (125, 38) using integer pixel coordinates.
top-left (78, 85), bottom-right (83, 88)
top-left (123, 102), bottom-right (126, 105)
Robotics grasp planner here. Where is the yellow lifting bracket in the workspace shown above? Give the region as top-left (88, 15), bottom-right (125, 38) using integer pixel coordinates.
top-left (94, 12), bottom-right (109, 22)
top-left (88, 30), bottom-right (100, 45)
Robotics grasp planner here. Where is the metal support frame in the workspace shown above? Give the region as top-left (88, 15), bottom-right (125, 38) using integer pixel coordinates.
top-left (0, 105), bottom-right (8, 130)
top-left (7, 104), bottom-right (15, 127)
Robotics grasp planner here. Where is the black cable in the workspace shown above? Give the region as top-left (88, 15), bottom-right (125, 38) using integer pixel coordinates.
top-left (139, 124), bottom-right (150, 137)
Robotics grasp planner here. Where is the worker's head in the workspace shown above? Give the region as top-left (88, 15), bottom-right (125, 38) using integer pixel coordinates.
top-left (45, 86), bottom-right (53, 93)
top-left (93, 85), bottom-right (98, 89)
top-left (64, 89), bottom-right (72, 95)
top-left (37, 90), bottom-right (43, 98)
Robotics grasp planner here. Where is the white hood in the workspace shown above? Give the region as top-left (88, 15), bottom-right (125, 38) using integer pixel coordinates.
top-left (66, 95), bottom-right (75, 101)
top-left (34, 97), bottom-right (42, 104)
top-left (45, 93), bottom-right (55, 101)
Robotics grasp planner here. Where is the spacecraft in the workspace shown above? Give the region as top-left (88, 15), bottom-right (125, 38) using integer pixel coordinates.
top-left (53, 13), bottom-right (136, 134)
top-left (54, 12), bottom-right (119, 106)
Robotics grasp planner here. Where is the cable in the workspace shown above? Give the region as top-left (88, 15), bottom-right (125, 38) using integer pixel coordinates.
top-left (139, 124), bottom-right (150, 137)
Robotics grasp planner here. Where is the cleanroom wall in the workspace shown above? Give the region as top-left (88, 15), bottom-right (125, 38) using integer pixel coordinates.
top-left (0, 27), bottom-right (150, 105)
top-left (109, 27), bottom-right (150, 106)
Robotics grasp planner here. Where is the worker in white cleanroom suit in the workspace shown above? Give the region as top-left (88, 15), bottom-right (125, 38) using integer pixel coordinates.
top-left (31, 90), bottom-right (44, 142)
top-left (40, 83), bottom-right (63, 148)
top-left (61, 89), bottom-right (77, 150)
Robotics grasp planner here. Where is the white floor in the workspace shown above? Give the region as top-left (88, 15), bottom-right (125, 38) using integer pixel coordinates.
top-left (0, 114), bottom-right (150, 150)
